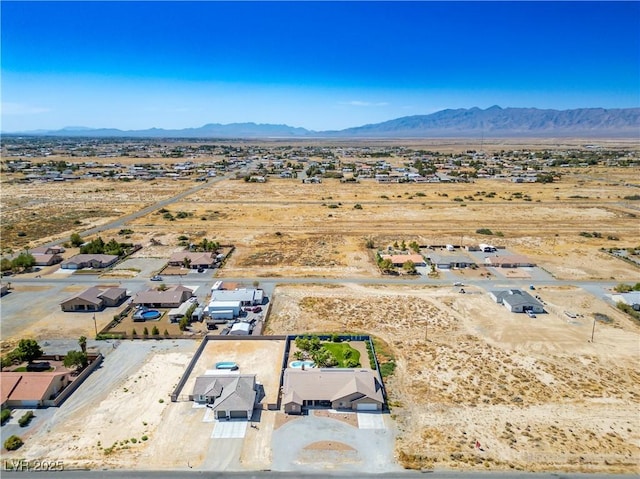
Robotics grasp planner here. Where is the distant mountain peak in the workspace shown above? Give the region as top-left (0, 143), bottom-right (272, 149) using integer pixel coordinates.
top-left (6, 106), bottom-right (639, 138)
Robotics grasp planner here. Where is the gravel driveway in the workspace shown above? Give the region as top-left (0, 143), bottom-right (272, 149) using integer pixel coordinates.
top-left (271, 410), bottom-right (399, 473)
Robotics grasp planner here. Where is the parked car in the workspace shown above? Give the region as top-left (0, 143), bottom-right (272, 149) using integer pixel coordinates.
top-left (454, 282), bottom-right (464, 286)
top-left (529, 285), bottom-right (536, 290)
top-left (197, 268), bottom-right (205, 273)
top-left (150, 275), bottom-right (162, 281)
top-left (527, 311), bottom-right (537, 318)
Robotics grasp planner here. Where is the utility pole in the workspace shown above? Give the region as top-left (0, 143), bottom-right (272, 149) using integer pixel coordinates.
top-left (93, 314), bottom-right (98, 337)
top-left (424, 318), bottom-right (428, 342)
top-left (590, 316), bottom-right (596, 342)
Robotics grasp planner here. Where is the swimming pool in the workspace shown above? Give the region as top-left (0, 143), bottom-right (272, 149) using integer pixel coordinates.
top-left (141, 310), bottom-right (161, 320)
top-left (133, 308), bottom-right (161, 321)
top-left (215, 361), bottom-right (239, 370)
top-left (289, 360), bottom-right (315, 369)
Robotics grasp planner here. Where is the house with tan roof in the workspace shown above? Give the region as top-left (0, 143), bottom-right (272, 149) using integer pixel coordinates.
top-left (190, 374), bottom-right (259, 420)
top-left (282, 368), bottom-right (384, 414)
top-left (380, 254), bottom-right (426, 267)
top-left (61, 254), bottom-right (118, 270)
top-left (1, 372), bottom-right (70, 408)
top-left (60, 286), bottom-right (128, 312)
top-left (168, 251), bottom-right (216, 269)
top-left (30, 246), bottom-right (65, 266)
top-left (132, 285), bottom-right (194, 308)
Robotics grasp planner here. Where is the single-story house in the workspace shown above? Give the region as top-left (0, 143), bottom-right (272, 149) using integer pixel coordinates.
top-left (133, 285), bottom-right (194, 308)
top-left (484, 255), bottom-right (536, 268)
top-left (30, 246), bottom-right (65, 266)
top-left (60, 286), bottom-right (128, 312)
top-left (427, 253), bottom-right (476, 269)
top-left (167, 251), bottom-right (216, 269)
top-left (1, 372), bottom-right (70, 408)
top-left (209, 288), bottom-right (264, 306)
top-left (490, 289), bottom-right (545, 313)
top-left (380, 254), bottom-right (426, 267)
top-left (282, 368), bottom-right (384, 414)
top-left (190, 374), bottom-right (258, 420)
top-left (61, 254), bottom-right (119, 270)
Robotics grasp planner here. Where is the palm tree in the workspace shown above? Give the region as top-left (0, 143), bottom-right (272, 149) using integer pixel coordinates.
top-left (78, 336), bottom-right (87, 354)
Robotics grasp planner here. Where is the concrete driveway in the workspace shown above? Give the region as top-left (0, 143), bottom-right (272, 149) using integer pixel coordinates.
top-left (271, 410), bottom-right (399, 473)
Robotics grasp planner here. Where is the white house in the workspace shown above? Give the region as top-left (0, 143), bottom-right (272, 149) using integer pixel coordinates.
top-left (490, 289), bottom-right (544, 314)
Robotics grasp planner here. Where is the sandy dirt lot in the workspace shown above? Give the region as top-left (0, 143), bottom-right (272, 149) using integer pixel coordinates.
top-left (265, 283), bottom-right (640, 473)
top-left (2, 144), bottom-right (639, 473)
top-left (3, 339), bottom-right (286, 471)
top-left (3, 341), bottom-right (198, 469)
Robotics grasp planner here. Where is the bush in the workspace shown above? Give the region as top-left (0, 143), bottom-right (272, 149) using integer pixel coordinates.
top-left (476, 228), bottom-right (493, 235)
top-left (151, 326), bottom-right (159, 336)
top-left (4, 435), bottom-right (23, 451)
top-left (1, 409), bottom-right (11, 425)
top-left (141, 435), bottom-right (148, 441)
top-left (18, 411), bottom-right (34, 427)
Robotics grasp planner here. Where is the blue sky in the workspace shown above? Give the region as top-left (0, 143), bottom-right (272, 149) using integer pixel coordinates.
top-left (2, 1), bottom-right (639, 131)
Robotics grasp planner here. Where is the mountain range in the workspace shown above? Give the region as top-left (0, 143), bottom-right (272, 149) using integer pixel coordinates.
top-left (6, 106), bottom-right (639, 139)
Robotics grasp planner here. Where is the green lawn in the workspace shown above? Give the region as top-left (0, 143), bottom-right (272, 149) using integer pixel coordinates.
top-left (322, 342), bottom-right (361, 368)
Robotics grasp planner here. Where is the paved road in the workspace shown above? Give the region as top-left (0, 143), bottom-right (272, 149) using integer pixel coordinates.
top-left (38, 171), bottom-right (236, 249)
top-left (0, 468), bottom-right (633, 478)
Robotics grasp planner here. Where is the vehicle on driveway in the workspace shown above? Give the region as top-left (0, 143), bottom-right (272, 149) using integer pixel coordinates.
top-left (527, 310), bottom-right (537, 318)
top-left (150, 275), bottom-right (162, 281)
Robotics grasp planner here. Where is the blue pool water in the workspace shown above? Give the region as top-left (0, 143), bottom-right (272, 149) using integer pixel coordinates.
top-left (289, 360), bottom-right (315, 368)
top-left (141, 310), bottom-right (161, 320)
top-left (215, 361), bottom-right (239, 370)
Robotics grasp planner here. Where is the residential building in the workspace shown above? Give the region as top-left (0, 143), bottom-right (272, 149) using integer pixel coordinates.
top-left (190, 374), bottom-right (259, 420)
top-left (490, 289), bottom-right (545, 313)
top-left (282, 368), bottom-right (384, 414)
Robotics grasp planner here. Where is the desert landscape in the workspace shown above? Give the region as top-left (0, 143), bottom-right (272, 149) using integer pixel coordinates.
top-left (1, 138), bottom-right (639, 473)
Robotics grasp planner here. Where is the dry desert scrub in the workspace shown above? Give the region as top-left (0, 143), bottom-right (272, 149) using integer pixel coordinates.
top-left (266, 284), bottom-right (640, 473)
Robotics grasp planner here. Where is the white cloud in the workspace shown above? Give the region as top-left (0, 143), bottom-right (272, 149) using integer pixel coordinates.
top-left (1, 102), bottom-right (51, 115)
top-left (339, 101), bottom-right (390, 107)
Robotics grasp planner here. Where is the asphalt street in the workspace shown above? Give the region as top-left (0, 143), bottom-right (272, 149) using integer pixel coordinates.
top-left (0, 468), bottom-right (633, 479)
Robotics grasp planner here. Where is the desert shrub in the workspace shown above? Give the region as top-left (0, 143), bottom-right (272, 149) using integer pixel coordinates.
top-left (476, 228), bottom-right (493, 235)
top-left (4, 435), bottom-right (23, 451)
top-left (614, 283), bottom-right (634, 293)
top-left (18, 411), bottom-right (34, 427)
top-left (331, 334), bottom-right (341, 343)
top-left (141, 435), bottom-right (148, 441)
top-left (353, 203), bottom-right (363, 209)
top-left (151, 326), bottom-right (159, 336)
top-left (1, 409), bottom-right (11, 425)
top-left (380, 360), bottom-right (397, 378)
